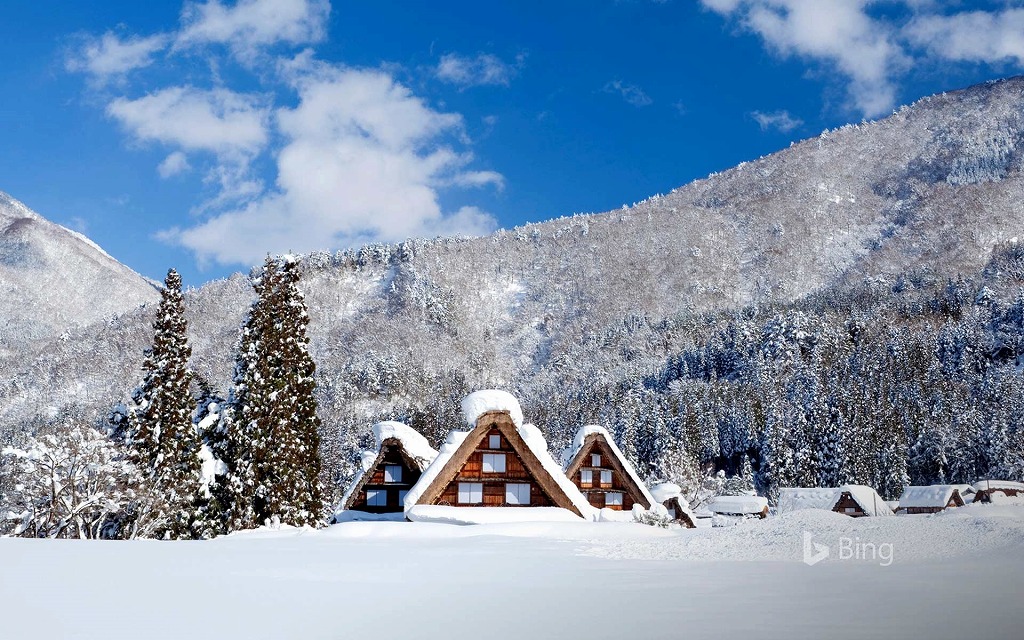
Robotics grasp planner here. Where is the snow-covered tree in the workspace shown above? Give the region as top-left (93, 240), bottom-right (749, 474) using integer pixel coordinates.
top-left (125, 268), bottom-right (202, 538)
top-left (224, 256), bottom-right (325, 531)
top-left (0, 426), bottom-right (163, 539)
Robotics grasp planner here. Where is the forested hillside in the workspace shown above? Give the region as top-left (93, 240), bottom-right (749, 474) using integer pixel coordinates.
top-left (4, 77), bottom-right (1024, 505)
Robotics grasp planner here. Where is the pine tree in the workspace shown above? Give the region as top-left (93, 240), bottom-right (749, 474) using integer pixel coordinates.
top-left (224, 256), bottom-right (325, 530)
top-left (126, 268), bottom-right (202, 538)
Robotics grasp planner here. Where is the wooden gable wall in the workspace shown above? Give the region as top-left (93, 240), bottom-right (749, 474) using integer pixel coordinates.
top-left (347, 439), bottom-right (425, 513)
top-left (436, 425), bottom-right (555, 507)
top-left (566, 435), bottom-right (650, 511)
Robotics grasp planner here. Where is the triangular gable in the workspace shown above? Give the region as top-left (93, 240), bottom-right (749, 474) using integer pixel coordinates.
top-left (563, 427), bottom-right (654, 510)
top-left (339, 422), bottom-right (437, 515)
top-left (407, 410), bottom-right (588, 517)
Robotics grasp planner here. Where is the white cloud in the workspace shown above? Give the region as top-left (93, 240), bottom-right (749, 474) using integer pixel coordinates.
top-left (603, 80), bottom-right (653, 107)
top-left (158, 151), bottom-right (192, 177)
top-left (435, 53), bottom-right (518, 87)
top-left (905, 9), bottom-right (1024, 65)
top-left (107, 86), bottom-right (269, 155)
top-left (751, 109), bottom-right (803, 132)
top-left (161, 66), bottom-right (501, 266)
top-left (66, 32), bottom-right (170, 81)
top-left (177, 0), bottom-right (330, 55)
top-left (701, 0), bottom-right (906, 117)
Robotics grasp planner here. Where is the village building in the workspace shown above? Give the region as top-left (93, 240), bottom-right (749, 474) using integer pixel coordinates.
top-left (778, 485), bottom-right (893, 517)
top-left (896, 485), bottom-right (966, 514)
top-left (403, 390), bottom-right (594, 524)
top-left (649, 482), bottom-right (696, 528)
top-left (562, 425), bottom-right (655, 512)
top-left (972, 480), bottom-right (1024, 503)
top-left (705, 494), bottom-right (769, 519)
top-left (333, 421), bottom-right (437, 521)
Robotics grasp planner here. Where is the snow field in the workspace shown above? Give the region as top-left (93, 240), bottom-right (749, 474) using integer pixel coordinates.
top-left (2, 504), bottom-right (1023, 640)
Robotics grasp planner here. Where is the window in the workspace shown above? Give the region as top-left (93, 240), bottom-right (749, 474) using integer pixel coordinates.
top-left (591, 453), bottom-right (602, 467)
top-left (666, 506), bottom-right (677, 518)
top-left (600, 470), bottom-right (613, 485)
top-left (580, 469), bottom-right (593, 486)
top-left (845, 507), bottom-right (857, 514)
top-left (506, 483), bottom-right (531, 505)
top-left (489, 435), bottom-right (501, 449)
top-left (398, 490), bottom-right (408, 506)
top-left (482, 453), bottom-right (506, 473)
top-left (606, 492), bottom-right (623, 506)
top-left (367, 489), bottom-right (387, 506)
top-left (458, 482), bottom-right (483, 504)
top-left (384, 465), bottom-right (402, 483)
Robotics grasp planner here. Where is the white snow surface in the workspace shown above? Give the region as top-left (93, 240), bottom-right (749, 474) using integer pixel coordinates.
top-left (406, 505), bottom-right (584, 525)
top-left (561, 424), bottom-right (656, 508)
top-left (3, 504), bottom-right (1024, 639)
top-left (460, 389), bottom-right (523, 427)
top-left (649, 482), bottom-right (684, 504)
top-left (706, 494), bottom-right (768, 515)
top-left (898, 485), bottom-right (961, 509)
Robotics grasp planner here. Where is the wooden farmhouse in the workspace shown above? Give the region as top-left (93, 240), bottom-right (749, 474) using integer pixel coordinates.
top-left (897, 485), bottom-right (965, 514)
top-left (778, 485), bottom-right (893, 517)
top-left (971, 480), bottom-right (1024, 503)
top-left (649, 482), bottom-right (696, 528)
top-left (403, 391), bottom-right (593, 522)
top-left (334, 421), bottom-right (437, 520)
top-left (562, 425), bottom-right (655, 512)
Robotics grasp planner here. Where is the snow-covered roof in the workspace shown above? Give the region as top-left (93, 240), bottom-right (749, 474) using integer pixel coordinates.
top-left (371, 421), bottom-right (437, 469)
top-left (972, 480), bottom-right (1024, 493)
top-left (898, 485), bottom-right (961, 509)
top-left (337, 421), bottom-right (438, 514)
top-left (777, 488), bottom-right (839, 513)
top-left (649, 482), bottom-right (683, 504)
top-left (706, 495), bottom-right (768, 515)
top-left (461, 389), bottom-right (523, 428)
top-left (515, 423), bottom-right (596, 519)
top-left (562, 424), bottom-right (656, 508)
top-left (402, 430), bottom-right (469, 510)
top-left (842, 485), bottom-right (893, 516)
top-left (951, 483), bottom-right (976, 496)
top-left (778, 486), bottom-right (893, 516)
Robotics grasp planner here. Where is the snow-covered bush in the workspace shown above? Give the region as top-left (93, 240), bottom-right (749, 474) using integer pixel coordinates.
top-left (0, 425), bottom-right (164, 539)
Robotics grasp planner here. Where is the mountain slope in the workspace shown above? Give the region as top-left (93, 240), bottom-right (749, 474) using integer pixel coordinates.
top-left (4, 77), bottom-right (1024, 439)
top-left (0, 192), bottom-right (159, 356)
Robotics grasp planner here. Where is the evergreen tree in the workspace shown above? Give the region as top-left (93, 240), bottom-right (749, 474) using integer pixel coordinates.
top-left (224, 256), bottom-right (325, 530)
top-left (125, 268), bottom-right (201, 538)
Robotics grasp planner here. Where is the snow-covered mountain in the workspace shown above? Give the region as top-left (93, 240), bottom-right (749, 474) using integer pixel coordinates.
top-left (4, 76), bottom-right (1024, 439)
top-left (0, 192), bottom-right (159, 357)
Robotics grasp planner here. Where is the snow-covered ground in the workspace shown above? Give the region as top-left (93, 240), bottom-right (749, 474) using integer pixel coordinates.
top-left (2, 504), bottom-right (1023, 640)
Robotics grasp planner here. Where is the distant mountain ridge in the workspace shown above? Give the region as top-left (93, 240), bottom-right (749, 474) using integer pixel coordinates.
top-left (0, 192), bottom-right (159, 358)
top-left (3, 76), bottom-right (1024, 444)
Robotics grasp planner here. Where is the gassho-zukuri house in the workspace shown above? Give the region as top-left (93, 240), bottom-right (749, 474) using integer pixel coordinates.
top-left (401, 390), bottom-right (596, 524)
top-left (562, 424), bottom-right (657, 513)
top-left (777, 485), bottom-right (894, 517)
top-left (896, 485), bottom-right (966, 515)
top-left (332, 421), bottom-right (438, 522)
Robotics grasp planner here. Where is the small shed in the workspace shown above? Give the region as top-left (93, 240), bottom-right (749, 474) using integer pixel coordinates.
top-left (562, 425), bottom-right (655, 512)
top-left (334, 421), bottom-right (437, 520)
top-left (897, 485), bottom-right (965, 514)
top-left (705, 495), bottom-right (769, 519)
top-left (403, 390), bottom-right (594, 522)
top-left (778, 485), bottom-right (893, 517)
top-left (649, 482), bottom-right (696, 528)
top-left (972, 480), bottom-right (1024, 503)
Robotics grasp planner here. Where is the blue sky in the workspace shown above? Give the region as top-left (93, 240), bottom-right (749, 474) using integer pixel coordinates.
top-left (3, 0), bottom-right (1024, 287)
